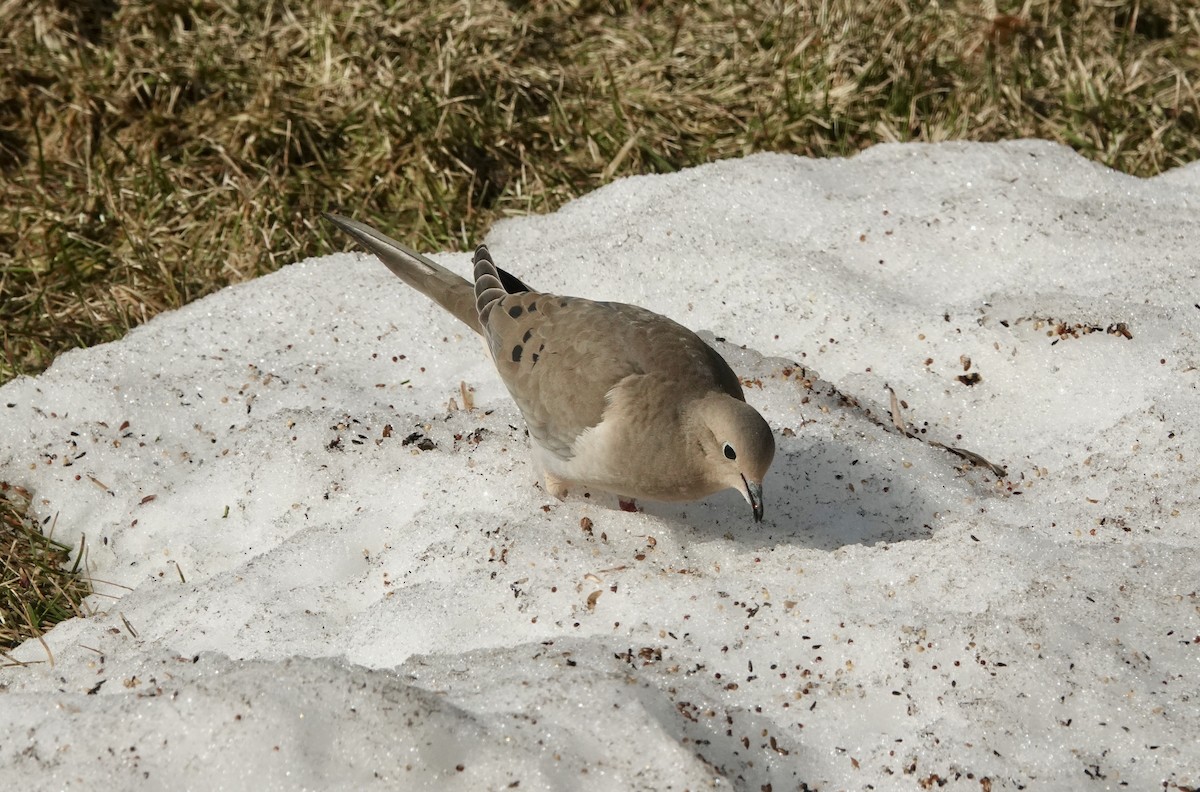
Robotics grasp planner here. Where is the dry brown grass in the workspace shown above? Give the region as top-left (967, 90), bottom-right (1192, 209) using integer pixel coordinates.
top-left (1, 484), bottom-right (91, 656)
top-left (1, 0), bottom-right (1198, 644)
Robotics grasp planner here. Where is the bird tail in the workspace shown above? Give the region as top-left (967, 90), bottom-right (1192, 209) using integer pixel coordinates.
top-left (473, 245), bottom-right (507, 327)
top-left (323, 213), bottom-right (482, 335)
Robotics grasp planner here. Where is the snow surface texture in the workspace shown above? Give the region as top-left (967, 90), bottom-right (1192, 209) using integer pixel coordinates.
top-left (2, 141), bottom-right (1198, 791)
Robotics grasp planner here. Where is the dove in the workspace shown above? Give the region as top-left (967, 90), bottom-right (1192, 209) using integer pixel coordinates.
top-left (324, 213), bottom-right (775, 521)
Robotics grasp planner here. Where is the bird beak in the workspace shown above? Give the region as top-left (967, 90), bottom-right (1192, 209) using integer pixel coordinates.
top-left (741, 475), bottom-right (764, 523)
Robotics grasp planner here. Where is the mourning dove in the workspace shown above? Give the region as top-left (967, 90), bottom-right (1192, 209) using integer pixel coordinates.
top-left (324, 213), bottom-right (775, 521)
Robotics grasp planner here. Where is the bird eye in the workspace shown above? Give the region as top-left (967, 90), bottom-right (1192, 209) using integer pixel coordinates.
top-left (723, 443), bottom-right (737, 460)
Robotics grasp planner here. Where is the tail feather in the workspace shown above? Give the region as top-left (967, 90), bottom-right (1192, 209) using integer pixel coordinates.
top-left (473, 245), bottom-right (507, 327)
top-left (324, 213), bottom-right (482, 334)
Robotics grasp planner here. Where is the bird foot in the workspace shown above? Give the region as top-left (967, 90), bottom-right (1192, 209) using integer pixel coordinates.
top-left (618, 498), bottom-right (640, 513)
top-left (543, 472), bottom-right (569, 501)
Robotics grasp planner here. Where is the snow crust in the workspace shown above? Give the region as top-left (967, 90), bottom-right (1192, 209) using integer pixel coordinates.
top-left (2, 141), bottom-right (1198, 791)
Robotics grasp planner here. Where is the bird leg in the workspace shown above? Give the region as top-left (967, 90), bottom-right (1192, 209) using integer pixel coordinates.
top-left (618, 497), bottom-right (640, 513)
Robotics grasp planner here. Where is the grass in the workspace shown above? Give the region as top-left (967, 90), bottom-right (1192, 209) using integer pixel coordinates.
top-left (1, 0), bottom-right (1199, 649)
top-left (1, 484), bottom-right (91, 658)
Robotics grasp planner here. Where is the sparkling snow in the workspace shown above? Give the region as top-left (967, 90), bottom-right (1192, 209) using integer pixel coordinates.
top-left (2, 140), bottom-right (1198, 791)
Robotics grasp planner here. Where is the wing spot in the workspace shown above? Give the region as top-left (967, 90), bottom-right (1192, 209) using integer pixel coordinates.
top-left (512, 345), bottom-right (523, 363)
top-left (531, 353), bottom-right (540, 365)
top-left (508, 305), bottom-right (524, 318)
top-left (523, 329), bottom-right (533, 342)
top-left (527, 302), bottom-right (538, 313)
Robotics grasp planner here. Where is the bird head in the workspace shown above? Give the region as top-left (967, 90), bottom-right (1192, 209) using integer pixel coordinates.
top-left (690, 393), bottom-right (775, 522)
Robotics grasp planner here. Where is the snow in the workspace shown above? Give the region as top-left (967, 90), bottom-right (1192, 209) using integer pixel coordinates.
top-left (2, 140), bottom-right (1199, 791)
